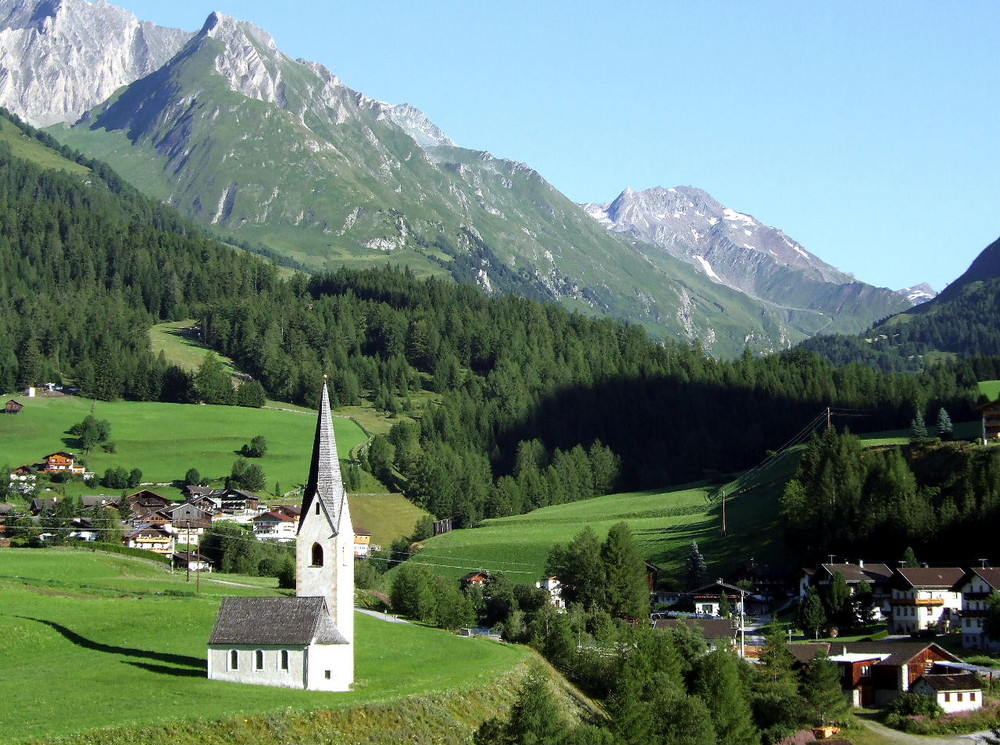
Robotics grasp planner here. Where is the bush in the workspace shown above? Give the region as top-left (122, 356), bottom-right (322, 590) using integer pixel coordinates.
top-left (885, 691), bottom-right (943, 722)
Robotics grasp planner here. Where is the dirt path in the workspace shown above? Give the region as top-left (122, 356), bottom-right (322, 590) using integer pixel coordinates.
top-left (859, 715), bottom-right (991, 744)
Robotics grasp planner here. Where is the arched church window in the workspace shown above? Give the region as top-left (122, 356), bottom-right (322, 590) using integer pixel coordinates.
top-left (229, 649), bottom-right (238, 670)
top-left (255, 649), bottom-right (264, 670)
top-left (312, 543), bottom-right (324, 566)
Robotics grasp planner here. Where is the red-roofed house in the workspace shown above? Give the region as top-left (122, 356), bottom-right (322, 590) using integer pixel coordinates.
top-left (252, 510), bottom-right (297, 542)
top-left (42, 451), bottom-right (85, 475)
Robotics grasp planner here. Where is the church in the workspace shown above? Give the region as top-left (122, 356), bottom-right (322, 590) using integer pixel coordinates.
top-left (207, 379), bottom-right (354, 690)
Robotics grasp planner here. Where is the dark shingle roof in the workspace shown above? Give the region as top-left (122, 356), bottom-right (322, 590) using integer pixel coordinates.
top-left (916, 673), bottom-right (982, 692)
top-left (652, 617), bottom-right (737, 640)
top-left (955, 567), bottom-right (1000, 592)
top-left (838, 640), bottom-right (961, 667)
top-left (820, 563), bottom-right (893, 583)
top-left (895, 567), bottom-right (964, 589)
top-left (788, 642), bottom-right (831, 665)
top-left (208, 596), bottom-right (348, 646)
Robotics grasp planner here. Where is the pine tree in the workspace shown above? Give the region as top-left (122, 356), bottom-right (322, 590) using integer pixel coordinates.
top-left (685, 540), bottom-right (708, 589)
top-left (936, 407), bottom-right (954, 440)
top-left (600, 522), bottom-right (648, 620)
top-left (801, 652), bottom-right (852, 725)
top-left (691, 650), bottom-right (761, 745)
top-left (902, 546), bottom-right (920, 568)
top-left (910, 409), bottom-right (928, 443)
top-left (798, 587), bottom-right (827, 639)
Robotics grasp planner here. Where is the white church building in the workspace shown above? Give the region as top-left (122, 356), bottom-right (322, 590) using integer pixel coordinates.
top-left (207, 379), bottom-right (355, 690)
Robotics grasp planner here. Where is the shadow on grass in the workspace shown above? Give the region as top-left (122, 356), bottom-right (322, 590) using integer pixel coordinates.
top-left (19, 617), bottom-right (207, 671)
top-left (124, 660), bottom-right (206, 678)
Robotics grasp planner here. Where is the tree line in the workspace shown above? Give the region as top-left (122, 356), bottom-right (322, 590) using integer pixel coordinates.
top-left (781, 426), bottom-right (1000, 562)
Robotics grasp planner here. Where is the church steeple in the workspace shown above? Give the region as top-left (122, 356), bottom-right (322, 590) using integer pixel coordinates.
top-left (296, 377), bottom-right (354, 654)
top-left (299, 377), bottom-right (347, 534)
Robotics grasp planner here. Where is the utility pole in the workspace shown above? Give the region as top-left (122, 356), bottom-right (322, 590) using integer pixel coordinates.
top-left (826, 406), bottom-right (832, 431)
top-left (186, 519), bottom-right (191, 583)
top-left (721, 490), bottom-right (727, 535)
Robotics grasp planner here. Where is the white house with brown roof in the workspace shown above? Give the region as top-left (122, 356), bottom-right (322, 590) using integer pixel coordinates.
top-left (911, 673), bottom-right (983, 713)
top-left (955, 567), bottom-right (1000, 651)
top-left (889, 567), bottom-right (964, 634)
top-left (208, 379), bottom-right (353, 691)
top-left (252, 510), bottom-right (297, 542)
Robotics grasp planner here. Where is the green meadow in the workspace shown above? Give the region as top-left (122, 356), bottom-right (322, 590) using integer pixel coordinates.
top-left (410, 473), bottom-right (786, 587)
top-left (0, 549), bottom-right (530, 744)
top-left (0, 394), bottom-right (365, 497)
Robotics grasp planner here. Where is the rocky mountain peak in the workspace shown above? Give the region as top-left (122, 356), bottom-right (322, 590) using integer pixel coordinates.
top-left (380, 103), bottom-right (456, 149)
top-left (190, 10), bottom-right (287, 105)
top-left (0, 0), bottom-right (191, 125)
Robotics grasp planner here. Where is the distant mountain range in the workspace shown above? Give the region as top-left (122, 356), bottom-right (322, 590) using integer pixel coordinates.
top-left (0, 0), bottom-right (914, 356)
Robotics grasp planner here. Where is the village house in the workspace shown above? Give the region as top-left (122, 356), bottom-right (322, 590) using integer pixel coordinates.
top-left (165, 502), bottom-right (213, 546)
top-left (42, 451), bottom-right (85, 475)
top-left (888, 567), bottom-right (964, 634)
top-left (252, 510), bottom-right (298, 542)
top-left (8, 466), bottom-right (37, 494)
top-left (459, 571), bottom-right (490, 588)
top-left (208, 379), bottom-right (354, 691)
top-left (954, 566), bottom-right (1000, 651)
top-left (172, 551), bottom-right (213, 573)
top-left (125, 489), bottom-right (173, 519)
top-left (728, 558), bottom-right (796, 601)
top-left (217, 489), bottom-right (262, 518)
top-left (124, 524), bottom-right (174, 555)
top-left (30, 496), bottom-right (57, 515)
top-left (687, 580), bottom-right (754, 618)
top-left (910, 673), bottom-right (984, 713)
top-left (4, 399), bottom-right (24, 414)
top-left (80, 495), bottom-right (118, 511)
top-left (535, 577), bottom-right (566, 610)
top-left (353, 527), bottom-right (372, 558)
top-left (828, 640), bottom-right (964, 707)
top-left (978, 398), bottom-right (1000, 441)
top-left (803, 561), bottom-right (894, 618)
top-left (653, 617), bottom-right (738, 650)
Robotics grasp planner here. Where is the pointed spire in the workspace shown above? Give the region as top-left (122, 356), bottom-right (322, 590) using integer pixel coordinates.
top-left (300, 377), bottom-right (345, 531)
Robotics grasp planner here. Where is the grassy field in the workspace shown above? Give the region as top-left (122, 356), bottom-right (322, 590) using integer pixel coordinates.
top-left (980, 380), bottom-right (1000, 402)
top-left (350, 494), bottom-right (426, 548)
top-left (410, 466), bottom-right (787, 587)
top-left (0, 549), bottom-right (531, 744)
top-left (0, 395), bottom-right (366, 498)
top-left (149, 320), bottom-right (242, 377)
top-left (0, 118), bottom-right (90, 175)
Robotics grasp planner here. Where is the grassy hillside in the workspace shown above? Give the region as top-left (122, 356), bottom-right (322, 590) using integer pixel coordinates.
top-left (0, 395), bottom-right (365, 496)
top-left (149, 320), bottom-right (242, 377)
top-left (410, 472), bottom-right (787, 588)
top-left (0, 549), bottom-right (533, 744)
top-left (0, 117), bottom-right (90, 175)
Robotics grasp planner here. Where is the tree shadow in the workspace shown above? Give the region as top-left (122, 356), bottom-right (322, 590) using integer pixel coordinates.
top-left (123, 660), bottom-right (205, 678)
top-left (18, 617), bottom-right (206, 670)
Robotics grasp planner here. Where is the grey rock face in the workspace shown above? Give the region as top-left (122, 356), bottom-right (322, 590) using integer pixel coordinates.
top-left (582, 186), bottom-right (911, 327)
top-left (897, 283), bottom-right (936, 305)
top-left (0, 0), bottom-right (191, 126)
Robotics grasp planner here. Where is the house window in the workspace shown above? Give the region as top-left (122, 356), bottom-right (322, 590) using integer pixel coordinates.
top-left (325, 670), bottom-right (331, 680)
top-left (312, 543), bottom-right (324, 566)
top-left (229, 649), bottom-right (239, 670)
top-left (945, 692), bottom-right (950, 702)
top-left (254, 649), bottom-right (264, 671)
top-left (860, 665), bottom-right (871, 676)
top-left (971, 692), bottom-right (977, 702)
top-left (957, 692), bottom-right (963, 702)
top-left (280, 650), bottom-right (289, 670)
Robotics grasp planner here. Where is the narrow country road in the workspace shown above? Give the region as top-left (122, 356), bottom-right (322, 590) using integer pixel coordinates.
top-left (859, 715), bottom-right (993, 744)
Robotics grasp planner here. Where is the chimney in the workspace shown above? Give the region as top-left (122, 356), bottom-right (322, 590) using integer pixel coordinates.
top-left (858, 559), bottom-right (864, 568)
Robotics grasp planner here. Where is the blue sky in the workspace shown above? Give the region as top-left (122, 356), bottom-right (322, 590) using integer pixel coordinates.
top-left (107, 1), bottom-right (999, 292)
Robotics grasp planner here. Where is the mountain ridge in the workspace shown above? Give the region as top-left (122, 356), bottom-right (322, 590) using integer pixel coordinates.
top-left (0, 0), bottom-right (910, 356)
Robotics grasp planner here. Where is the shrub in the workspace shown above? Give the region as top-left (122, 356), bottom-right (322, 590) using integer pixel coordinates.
top-left (885, 691), bottom-right (943, 722)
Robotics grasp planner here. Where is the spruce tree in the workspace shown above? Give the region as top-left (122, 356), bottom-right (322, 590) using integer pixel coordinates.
top-left (910, 409), bottom-right (928, 443)
top-left (798, 587), bottom-right (827, 639)
top-left (685, 540), bottom-right (708, 589)
top-left (600, 522), bottom-right (649, 620)
top-left (936, 407), bottom-right (954, 440)
top-left (801, 652), bottom-right (851, 725)
top-left (691, 649), bottom-right (760, 745)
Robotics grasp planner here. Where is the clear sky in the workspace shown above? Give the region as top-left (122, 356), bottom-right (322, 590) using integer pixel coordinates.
top-left (104, 0), bottom-right (999, 292)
